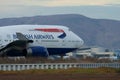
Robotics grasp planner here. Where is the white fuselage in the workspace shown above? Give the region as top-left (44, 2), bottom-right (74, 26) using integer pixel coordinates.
top-left (0, 25), bottom-right (84, 55)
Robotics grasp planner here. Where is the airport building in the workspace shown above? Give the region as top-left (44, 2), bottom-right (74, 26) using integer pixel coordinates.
top-left (72, 47), bottom-right (115, 60)
top-left (114, 50), bottom-right (120, 59)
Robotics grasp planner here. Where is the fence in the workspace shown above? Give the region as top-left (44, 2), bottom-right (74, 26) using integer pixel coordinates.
top-left (0, 63), bottom-right (120, 71)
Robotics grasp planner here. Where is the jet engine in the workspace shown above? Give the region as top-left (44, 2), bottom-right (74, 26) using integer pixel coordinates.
top-left (26, 46), bottom-right (49, 57)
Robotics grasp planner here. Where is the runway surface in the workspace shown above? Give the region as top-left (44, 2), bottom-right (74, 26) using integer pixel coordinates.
top-left (0, 73), bottom-right (120, 80)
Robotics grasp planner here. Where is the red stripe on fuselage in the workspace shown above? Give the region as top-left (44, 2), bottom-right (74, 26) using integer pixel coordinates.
top-left (35, 28), bottom-right (64, 32)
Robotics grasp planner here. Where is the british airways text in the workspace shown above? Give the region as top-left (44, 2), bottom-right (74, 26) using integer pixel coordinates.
top-left (13, 34), bottom-right (54, 39)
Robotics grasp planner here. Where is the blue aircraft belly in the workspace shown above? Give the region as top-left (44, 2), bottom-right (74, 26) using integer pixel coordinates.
top-left (47, 48), bottom-right (77, 55)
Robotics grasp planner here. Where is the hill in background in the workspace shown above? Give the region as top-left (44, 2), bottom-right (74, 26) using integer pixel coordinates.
top-left (0, 14), bottom-right (120, 49)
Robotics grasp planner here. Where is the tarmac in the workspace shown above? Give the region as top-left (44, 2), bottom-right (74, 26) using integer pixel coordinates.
top-left (0, 73), bottom-right (120, 80)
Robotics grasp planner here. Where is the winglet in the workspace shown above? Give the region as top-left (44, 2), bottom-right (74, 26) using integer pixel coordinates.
top-left (16, 32), bottom-right (28, 40)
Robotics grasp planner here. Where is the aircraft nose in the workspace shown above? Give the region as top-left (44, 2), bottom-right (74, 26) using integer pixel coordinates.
top-left (76, 37), bottom-right (84, 48)
top-left (79, 38), bottom-right (84, 46)
top-left (80, 39), bottom-right (84, 45)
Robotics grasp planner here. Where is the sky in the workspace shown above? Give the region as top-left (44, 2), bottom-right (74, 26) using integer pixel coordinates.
top-left (0, 0), bottom-right (120, 20)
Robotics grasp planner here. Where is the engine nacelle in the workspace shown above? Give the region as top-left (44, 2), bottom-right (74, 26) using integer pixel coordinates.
top-left (27, 46), bottom-right (49, 57)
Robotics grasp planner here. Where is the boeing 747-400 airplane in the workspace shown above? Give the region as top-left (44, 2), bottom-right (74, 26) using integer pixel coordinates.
top-left (0, 25), bottom-right (84, 57)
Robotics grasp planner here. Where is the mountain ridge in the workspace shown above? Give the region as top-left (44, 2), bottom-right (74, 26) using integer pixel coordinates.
top-left (0, 14), bottom-right (120, 49)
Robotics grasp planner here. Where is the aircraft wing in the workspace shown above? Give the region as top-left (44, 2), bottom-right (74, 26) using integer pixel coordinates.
top-left (0, 32), bottom-right (33, 56)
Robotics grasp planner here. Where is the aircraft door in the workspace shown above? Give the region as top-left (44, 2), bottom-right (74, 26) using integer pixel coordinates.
top-left (61, 39), bottom-right (68, 47)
